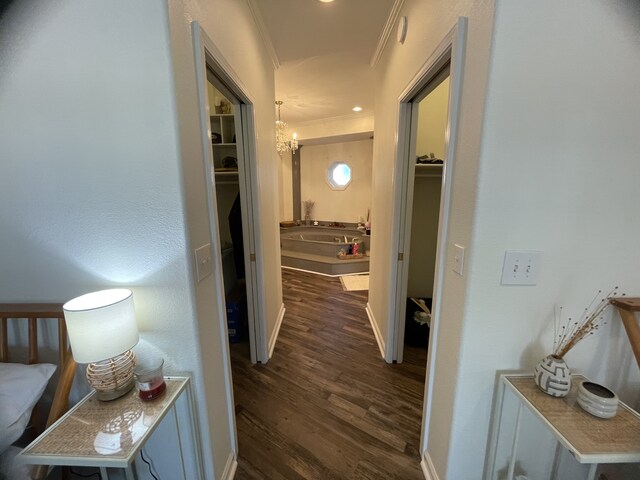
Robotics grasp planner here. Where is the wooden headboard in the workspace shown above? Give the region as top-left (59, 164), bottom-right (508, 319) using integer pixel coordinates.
top-left (0, 304), bottom-right (77, 480)
top-left (0, 304), bottom-right (68, 366)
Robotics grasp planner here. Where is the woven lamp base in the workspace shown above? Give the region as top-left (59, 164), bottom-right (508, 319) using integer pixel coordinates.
top-left (87, 349), bottom-right (136, 401)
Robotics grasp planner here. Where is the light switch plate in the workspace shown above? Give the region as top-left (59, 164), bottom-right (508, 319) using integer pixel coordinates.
top-left (195, 243), bottom-right (213, 282)
top-left (501, 250), bottom-right (541, 285)
top-left (453, 244), bottom-right (465, 275)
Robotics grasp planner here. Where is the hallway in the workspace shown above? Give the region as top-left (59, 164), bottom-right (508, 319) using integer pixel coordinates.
top-left (231, 269), bottom-right (427, 479)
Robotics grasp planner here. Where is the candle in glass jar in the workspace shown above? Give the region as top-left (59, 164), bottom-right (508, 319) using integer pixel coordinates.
top-left (134, 357), bottom-right (166, 401)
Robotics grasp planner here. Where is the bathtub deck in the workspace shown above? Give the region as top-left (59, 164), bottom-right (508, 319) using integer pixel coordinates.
top-left (281, 249), bottom-right (369, 276)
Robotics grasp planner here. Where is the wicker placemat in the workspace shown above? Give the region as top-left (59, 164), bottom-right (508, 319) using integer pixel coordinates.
top-left (22, 379), bottom-right (184, 460)
top-left (507, 376), bottom-right (640, 459)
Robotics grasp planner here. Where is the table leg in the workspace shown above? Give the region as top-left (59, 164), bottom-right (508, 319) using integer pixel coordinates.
top-left (485, 380), bottom-right (507, 480)
top-left (550, 442), bottom-right (563, 479)
top-left (173, 384), bottom-right (205, 480)
top-left (125, 461), bottom-right (139, 480)
top-left (586, 463), bottom-right (598, 480)
top-left (185, 380), bottom-right (205, 479)
top-left (506, 402), bottom-right (523, 480)
top-left (99, 467), bottom-right (109, 480)
top-left (173, 404), bottom-right (187, 480)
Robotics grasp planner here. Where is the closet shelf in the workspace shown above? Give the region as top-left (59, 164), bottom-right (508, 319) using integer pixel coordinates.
top-left (415, 164), bottom-right (443, 178)
top-left (215, 169), bottom-right (239, 185)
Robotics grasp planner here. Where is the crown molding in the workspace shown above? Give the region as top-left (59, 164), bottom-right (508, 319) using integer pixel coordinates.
top-left (369, 0), bottom-right (405, 68)
top-left (292, 112), bottom-right (374, 129)
top-left (247, 0), bottom-right (281, 70)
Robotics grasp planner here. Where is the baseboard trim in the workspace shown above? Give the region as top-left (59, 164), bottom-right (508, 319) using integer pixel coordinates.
top-left (365, 302), bottom-right (385, 359)
top-left (420, 452), bottom-right (439, 480)
top-left (221, 451), bottom-right (237, 480)
top-left (268, 303), bottom-right (286, 358)
top-left (281, 265), bottom-right (370, 278)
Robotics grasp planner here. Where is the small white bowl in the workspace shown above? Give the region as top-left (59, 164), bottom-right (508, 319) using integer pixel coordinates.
top-left (577, 381), bottom-right (618, 419)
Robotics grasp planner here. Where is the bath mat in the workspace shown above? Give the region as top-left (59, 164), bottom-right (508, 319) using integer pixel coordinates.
top-left (340, 274), bottom-right (369, 291)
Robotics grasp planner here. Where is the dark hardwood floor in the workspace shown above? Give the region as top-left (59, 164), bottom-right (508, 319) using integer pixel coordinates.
top-left (230, 269), bottom-right (427, 479)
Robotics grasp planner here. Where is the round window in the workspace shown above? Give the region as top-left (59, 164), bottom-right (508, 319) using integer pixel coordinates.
top-left (327, 162), bottom-right (352, 190)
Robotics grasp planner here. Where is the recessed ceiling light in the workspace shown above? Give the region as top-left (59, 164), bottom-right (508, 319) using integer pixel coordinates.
top-left (317, 0), bottom-right (335, 3)
top-left (352, 106), bottom-right (363, 112)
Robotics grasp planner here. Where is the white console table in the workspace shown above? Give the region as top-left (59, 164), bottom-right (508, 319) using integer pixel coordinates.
top-left (485, 373), bottom-right (640, 480)
top-left (18, 376), bottom-right (203, 479)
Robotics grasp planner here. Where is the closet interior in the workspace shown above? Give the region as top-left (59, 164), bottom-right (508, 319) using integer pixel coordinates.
top-left (208, 80), bottom-right (248, 346)
top-left (404, 75), bottom-right (450, 348)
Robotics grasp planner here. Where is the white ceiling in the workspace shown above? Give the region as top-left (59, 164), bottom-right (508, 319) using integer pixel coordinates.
top-left (253, 0), bottom-right (396, 125)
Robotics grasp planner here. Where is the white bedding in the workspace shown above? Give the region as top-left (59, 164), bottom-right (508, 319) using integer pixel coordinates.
top-left (0, 363), bottom-right (56, 480)
top-left (0, 446), bottom-right (31, 480)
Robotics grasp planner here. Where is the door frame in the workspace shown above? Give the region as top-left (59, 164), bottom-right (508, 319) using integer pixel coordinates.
top-left (390, 65), bottom-right (450, 364)
top-left (192, 22), bottom-right (267, 365)
top-left (191, 21), bottom-right (267, 456)
top-left (386, 17), bottom-right (468, 454)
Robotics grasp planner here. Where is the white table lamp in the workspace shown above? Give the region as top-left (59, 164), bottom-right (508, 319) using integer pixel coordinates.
top-left (63, 288), bottom-right (139, 401)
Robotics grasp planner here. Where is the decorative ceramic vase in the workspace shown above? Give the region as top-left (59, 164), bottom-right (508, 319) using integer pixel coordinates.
top-left (534, 354), bottom-right (571, 397)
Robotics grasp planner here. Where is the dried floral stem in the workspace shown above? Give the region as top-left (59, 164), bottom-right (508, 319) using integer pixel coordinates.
top-left (303, 200), bottom-right (315, 217)
top-left (553, 287), bottom-right (623, 359)
top-left (552, 306), bottom-right (563, 354)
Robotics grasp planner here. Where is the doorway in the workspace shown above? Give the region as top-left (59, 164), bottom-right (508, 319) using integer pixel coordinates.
top-left (206, 77), bottom-right (254, 355)
top-left (387, 19), bottom-right (468, 463)
top-left (192, 22), bottom-right (266, 368)
top-left (394, 66), bottom-right (450, 363)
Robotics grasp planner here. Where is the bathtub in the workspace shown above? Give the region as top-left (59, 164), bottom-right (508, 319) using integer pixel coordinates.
top-left (280, 226), bottom-right (369, 276)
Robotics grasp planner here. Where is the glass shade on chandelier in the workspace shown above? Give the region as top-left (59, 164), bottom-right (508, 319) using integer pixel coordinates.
top-left (275, 100), bottom-right (298, 155)
top-left (63, 288), bottom-right (139, 401)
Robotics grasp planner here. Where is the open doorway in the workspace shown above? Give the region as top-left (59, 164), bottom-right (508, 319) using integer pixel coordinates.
top-left (192, 22), bottom-right (267, 371)
top-left (395, 67), bottom-right (450, 362)
top-left (279, 135), bottom-right (373, 278)
top-left (400, 71), bottom-right (449, 358)
top-left (387, 19), bottom-right (468, 464)
top-left (206, 78), bottom-right (253, 358)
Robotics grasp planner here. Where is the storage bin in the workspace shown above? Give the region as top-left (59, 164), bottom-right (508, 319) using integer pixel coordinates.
top-left (226, 286), bottom-right (247, 343)
top-left (404, 297), bottom-right (432, 348)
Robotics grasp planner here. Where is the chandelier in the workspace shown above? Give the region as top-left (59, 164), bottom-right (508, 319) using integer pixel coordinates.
top-left (275, 100), bottom-right (298, 155)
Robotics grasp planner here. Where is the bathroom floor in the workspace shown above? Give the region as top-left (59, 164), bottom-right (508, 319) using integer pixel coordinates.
top-left (231, 269), bottom-right (427, 479)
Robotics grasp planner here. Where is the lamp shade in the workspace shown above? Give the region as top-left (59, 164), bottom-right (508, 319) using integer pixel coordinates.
top-left (63, 289), bottom-right (139, 364)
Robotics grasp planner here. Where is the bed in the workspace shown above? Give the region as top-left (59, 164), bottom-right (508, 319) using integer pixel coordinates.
top-left (0, 304), bottom-right (77, 480)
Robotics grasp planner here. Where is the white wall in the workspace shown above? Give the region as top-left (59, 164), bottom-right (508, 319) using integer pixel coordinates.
top-left (0, 0), bottom-right (204, 476)
top-left (415, 77), bottom-right (450, 160)
top-left (407, 79), bottom-right (449, 299)
top-left (290, 114), bottom-right (374, 142)
top-left (0, 0), bottom-right (280, 478)
top-left (279, 150), bottom-right (293, 221)
top-left (407, 175), bottom-right (441, 298)
top-left (300, 139), bottom-right (373, 223)
top-left (167, 0), bottom-right (281, 476)
top-left (370, 1), bottom-right (495, 476)
top-left (375, 0), bottom-right (640, 477)
top-left (447, 1), bottom-right (640, 478)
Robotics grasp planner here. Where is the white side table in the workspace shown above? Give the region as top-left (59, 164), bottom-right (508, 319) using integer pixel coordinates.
top-left (485, 373), bottom-right (640, 480)
top-left (18, 376), bottom-right (203, 480)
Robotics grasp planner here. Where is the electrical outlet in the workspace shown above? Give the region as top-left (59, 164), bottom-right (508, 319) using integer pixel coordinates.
top-left (501, 251), bottom-right (541, 285)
